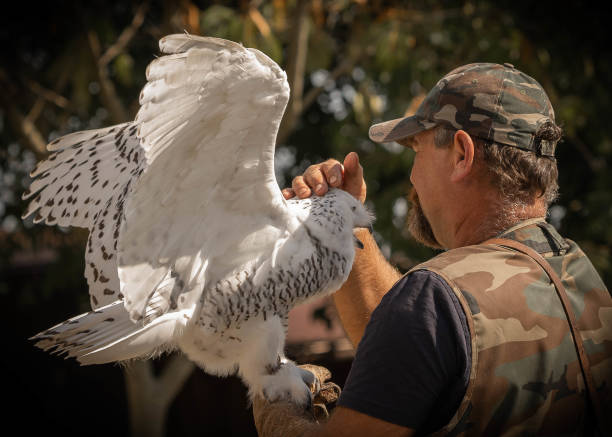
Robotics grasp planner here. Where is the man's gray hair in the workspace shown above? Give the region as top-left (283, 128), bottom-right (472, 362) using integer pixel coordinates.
top-left (431, 124), bottom-right (561, 207)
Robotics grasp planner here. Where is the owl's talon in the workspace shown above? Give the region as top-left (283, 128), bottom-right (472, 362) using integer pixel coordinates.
top-left (298, 367), bottom-right (320, 396)
top-left (260, 360), bottom-right (313, 407)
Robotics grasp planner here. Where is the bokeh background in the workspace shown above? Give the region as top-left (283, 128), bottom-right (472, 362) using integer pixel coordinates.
top-left (1, 1), bottom-right (610, 436)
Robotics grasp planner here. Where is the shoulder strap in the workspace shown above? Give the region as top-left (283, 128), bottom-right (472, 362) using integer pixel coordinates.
top-left (486, 238), bottom-right (605, 434)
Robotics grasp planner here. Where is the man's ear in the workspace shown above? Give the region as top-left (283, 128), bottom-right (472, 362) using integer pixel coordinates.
top-left (450, 130), bottom-right (475, 182)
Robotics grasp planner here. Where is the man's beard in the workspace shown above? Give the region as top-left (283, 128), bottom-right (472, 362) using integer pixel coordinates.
top-left (407, 187), bottom-right (443, 249)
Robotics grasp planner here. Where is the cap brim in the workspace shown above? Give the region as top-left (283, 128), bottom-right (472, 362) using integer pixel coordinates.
top-left (368, 116), bottom-right (437, 143)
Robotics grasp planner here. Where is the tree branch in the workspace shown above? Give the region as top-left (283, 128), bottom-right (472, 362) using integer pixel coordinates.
top-left (87, 3), bottom-right (150, 124)
top-left (99, 2), bottom-right (149, 67)
top-left (248, 5), bottom-right (272, 37)
top-left (26, 79), bottom-right (73, 111)
top-left (25, 63), bottom-right (73, 125)
top-left (88, 31), bottom-right (130, 123)
top-left (0, 68), bottom-right (47, 158)
top-left (277, 0), bottom-right (310, 144)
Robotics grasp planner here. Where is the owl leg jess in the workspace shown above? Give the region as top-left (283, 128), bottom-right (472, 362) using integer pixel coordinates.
top-left (237, 314), bottom-right (313, 407)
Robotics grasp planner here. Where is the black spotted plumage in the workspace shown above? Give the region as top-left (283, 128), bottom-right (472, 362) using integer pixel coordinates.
top-left (22, 122), bottom-right (146, 309)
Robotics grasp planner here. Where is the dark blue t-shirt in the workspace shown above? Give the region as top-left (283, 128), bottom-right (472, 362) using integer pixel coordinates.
top-left (337, 270), bottom-right (471, 434)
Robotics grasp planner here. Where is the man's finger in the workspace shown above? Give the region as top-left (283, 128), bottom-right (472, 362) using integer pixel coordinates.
top-left (321, 160), bottom-right (344, 188)
top-left (343, 152), bottom-right (366, 202)
top-left (292, 175), bottom-right (312, 199)
top-left (303, 165), bottom-right (329, 196)
top-left (282, 188), bottom-right (295, 199)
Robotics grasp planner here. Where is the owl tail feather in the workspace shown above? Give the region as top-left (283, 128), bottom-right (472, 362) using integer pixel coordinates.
top-left (30, 300), bottom-right (187, 365)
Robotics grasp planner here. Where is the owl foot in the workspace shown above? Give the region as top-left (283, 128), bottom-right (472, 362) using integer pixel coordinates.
top-left (261, 358), bottom-right (314, 407)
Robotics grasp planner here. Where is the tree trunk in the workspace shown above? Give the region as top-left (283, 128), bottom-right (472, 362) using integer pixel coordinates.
top-left (124, 355), bottom-right (195, 437)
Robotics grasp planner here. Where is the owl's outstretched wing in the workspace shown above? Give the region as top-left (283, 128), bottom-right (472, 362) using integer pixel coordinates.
top-left (22, 123), bottom-right (143, 229)
top-left (22, 123), bottom-right (147, 309)
top-left (118, 35), bottom-right (292, 323)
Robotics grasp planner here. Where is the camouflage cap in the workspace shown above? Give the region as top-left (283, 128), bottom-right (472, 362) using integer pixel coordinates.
top-left (368, 63), bottom-right (557, 156)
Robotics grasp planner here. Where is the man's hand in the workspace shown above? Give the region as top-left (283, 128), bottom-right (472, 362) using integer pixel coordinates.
top-left (281, 152), bottom-right (367, 203)
top-left (252, 364), bottom-right (340, 437)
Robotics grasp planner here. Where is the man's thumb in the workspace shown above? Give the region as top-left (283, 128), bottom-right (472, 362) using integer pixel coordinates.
top-left (343, 152), bottom-right (366, 202)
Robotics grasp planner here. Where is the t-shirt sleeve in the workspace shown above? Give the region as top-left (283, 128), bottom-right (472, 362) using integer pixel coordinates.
top-left (337, 269), bottom-right (471, 431)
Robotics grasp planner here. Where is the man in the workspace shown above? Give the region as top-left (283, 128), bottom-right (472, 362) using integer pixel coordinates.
top-left (253, 63), bottom-right (612, 436)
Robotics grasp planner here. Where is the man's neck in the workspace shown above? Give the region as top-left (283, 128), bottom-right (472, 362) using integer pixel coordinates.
top-left (448, 197), bottom-right (547, 249)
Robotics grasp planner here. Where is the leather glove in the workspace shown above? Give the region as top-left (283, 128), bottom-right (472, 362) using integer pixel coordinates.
top-left (252, 364), bottom-right (341, 437)
top-left (299, 364), bottom-right (341, 421)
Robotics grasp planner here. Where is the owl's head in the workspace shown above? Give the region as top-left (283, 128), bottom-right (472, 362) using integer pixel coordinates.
top-left (299, 188), bottom-right (374, 238)
top-left (329, 189), bottom-right (374, 230)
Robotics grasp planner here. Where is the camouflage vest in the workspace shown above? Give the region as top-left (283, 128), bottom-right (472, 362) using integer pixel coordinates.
top-left (408, 218), bottom-right (612, 436)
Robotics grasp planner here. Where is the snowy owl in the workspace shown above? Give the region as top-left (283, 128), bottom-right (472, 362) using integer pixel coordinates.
top-left (24, 34), bottom-right (372, 406)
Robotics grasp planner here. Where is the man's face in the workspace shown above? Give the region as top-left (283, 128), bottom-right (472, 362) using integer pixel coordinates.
top-left (404, 129), bottom-right (452, 249)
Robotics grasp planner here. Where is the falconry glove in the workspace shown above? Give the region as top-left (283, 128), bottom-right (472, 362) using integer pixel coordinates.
top-left (253, 364), bottom-right (341, 437)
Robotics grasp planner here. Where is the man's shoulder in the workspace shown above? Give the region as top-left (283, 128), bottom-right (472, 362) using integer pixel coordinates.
top-left (383, 268), bottom-right (452, 303)
top-left (373, 269), bottom-right (461, 321)
top-left (406, 242), bottom-right (546, 296)
top-left (410, 243), bottom-right (510, 275)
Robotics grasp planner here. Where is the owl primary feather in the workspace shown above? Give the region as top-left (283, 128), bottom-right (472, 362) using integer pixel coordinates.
top-left (24, 34), bottom-right (372, 405)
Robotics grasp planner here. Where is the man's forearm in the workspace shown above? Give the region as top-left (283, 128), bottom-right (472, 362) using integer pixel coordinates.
top-left (333, 228), bottom-right (402, 347)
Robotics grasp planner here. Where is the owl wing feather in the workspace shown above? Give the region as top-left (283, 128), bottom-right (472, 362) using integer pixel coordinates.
top-left (118, 34), bottom-right (292, 324)
top-left (22, 123), bottom-right (144, 229)
top-left (22, 122), bottom-right (147, 309)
